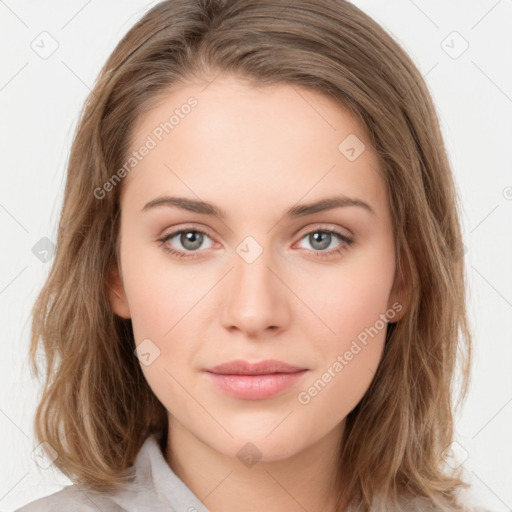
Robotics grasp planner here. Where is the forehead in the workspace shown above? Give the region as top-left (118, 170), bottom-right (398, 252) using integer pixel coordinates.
top-left (121, 75), bottom-right (387, 221)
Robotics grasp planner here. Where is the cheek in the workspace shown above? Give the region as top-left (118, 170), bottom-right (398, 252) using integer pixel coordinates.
top-left (301, 250), bottom-right (394, 343)
top-left (120, 242), bottom-right (206, 390)
top-left (126, 265), bottom-right (201, 417)
top-left (294, 240), bottom-right (394, 405)
top-left (296, 341), bottom-right (383, 427)
top-left (121, 239), bottom-right (202, 338)
top-left (295, 265), bottom-right (392, 418)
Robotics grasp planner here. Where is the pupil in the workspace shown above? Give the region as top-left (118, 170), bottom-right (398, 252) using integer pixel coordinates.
top-left (182, 231), bottom-right (203, 250)
top-left (311, 232), bottom-right (330, 250)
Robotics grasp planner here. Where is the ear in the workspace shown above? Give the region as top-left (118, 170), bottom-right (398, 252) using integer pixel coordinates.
top-left (107, 264), bottom-right (131, 319)
top-left (386, 251), bottom-right (413, 323)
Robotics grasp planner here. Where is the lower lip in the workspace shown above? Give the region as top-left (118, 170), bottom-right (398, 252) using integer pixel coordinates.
top-left (204, 370), bottom-right (308, 400)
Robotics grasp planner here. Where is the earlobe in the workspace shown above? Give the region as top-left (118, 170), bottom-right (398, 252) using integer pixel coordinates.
top-left (107, 265), bottom-right (131, 319)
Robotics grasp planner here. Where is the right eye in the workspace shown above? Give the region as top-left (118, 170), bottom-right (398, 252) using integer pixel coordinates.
top-left (158, 227), bottom-right (215, 259)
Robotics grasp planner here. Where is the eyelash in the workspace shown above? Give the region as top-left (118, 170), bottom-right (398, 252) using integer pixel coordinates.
top-left (157, 225), bottom-right (353, 261)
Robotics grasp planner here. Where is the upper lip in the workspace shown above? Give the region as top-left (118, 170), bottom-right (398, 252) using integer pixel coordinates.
top-left (205, 359), bottom-right (307, 375)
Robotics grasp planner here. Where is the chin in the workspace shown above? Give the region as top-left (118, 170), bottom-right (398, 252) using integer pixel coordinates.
top-left (211, 430), bottom-right (309, 464)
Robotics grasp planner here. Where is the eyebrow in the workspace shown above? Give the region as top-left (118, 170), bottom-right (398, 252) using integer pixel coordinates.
top-left (141, 194), bottom-right (375, 218)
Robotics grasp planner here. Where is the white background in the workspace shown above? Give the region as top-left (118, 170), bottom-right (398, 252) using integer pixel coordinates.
top-left (1, 1), bottom-right (511, 511)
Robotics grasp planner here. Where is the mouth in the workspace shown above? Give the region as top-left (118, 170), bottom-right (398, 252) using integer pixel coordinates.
top-left (203, 359), bottom-right (309, 400)
top-left (204, 359), bottom-right (307, 376)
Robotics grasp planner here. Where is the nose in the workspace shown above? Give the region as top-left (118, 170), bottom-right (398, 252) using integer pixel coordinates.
top-left (219, 244), bottom-right (290, 339)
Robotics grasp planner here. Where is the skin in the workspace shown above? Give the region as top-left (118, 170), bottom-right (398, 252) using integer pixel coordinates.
top-left (108, 74), bottom-right (410, 512)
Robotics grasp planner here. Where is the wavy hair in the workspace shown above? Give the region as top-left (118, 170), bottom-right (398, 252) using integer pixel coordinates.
top-left (29, 0), bottom-right (473, 510)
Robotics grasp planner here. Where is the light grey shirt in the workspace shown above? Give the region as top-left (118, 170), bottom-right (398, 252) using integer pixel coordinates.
top-left (14, 433), bottom-right (493, 512)
top-left (14, 433), bottom-right (210, 512)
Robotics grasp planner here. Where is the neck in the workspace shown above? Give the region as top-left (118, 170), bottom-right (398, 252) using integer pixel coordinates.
top-left (165, 417), bottom-right (346, 512)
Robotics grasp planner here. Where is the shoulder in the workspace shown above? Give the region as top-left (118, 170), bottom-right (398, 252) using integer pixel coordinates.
top-left (13, 484), bottom-right (121, 512)
top-left (13, 434), bottom-right (164, 512)
top-left (390, 492), bottom-right (497, 512)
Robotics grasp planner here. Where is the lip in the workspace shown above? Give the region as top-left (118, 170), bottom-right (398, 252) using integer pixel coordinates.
top-left (203, 359), bottom-right (308, 400)
top-left (205, 359), bottom-right (307, 375)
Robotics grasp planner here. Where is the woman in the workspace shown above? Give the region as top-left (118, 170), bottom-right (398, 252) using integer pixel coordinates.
top-left (17, 0), bottom-right (485, 510)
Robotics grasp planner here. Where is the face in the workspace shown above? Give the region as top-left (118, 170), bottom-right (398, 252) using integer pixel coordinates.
top-left (108, 74), bottom-right (408, 463)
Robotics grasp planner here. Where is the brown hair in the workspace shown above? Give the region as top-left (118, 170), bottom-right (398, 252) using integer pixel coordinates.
top-left (29, 0), bottom-right (473, 510)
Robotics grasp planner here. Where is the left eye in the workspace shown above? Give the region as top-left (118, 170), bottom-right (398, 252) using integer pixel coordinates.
top-left (296, 229), bottom-right (352, 252)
